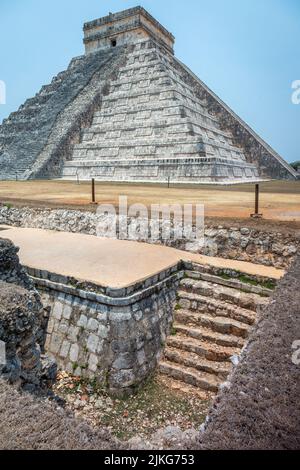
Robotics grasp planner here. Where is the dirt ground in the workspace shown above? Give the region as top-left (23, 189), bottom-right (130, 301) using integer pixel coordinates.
top-left (53, 372), bottom-right (211, 441)
top-left (0, 179), bottom-right (300, 223)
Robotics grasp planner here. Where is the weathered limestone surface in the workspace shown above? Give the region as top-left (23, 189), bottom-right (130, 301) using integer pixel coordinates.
top-left (0, 47), bottom-right (128, 180)
top-left (197, 255), bottom-right (300, 450)
top-left (0, 238), bottom-right (57, 390)
top-left (158, 265), bottom-right (271, 396)
top-left (0, 236), bottom-right (33, 290)
top-left (1, 206), bottom-right (298, 269)
top-left (0, 236), bottom-right (50, 348)
top-left (0, 282), bottom-right (44, 390)
top-left (63, 34), bottom-right (260, 183)
top-left (0, 257), bottom-right (298, 450)
top-left (29, 264), bottom-right (181, 396)
top-left (0, 7), bottom-right (296, 182)
top-left (174, 58), bottom-right (296, 180)
top-left (0, 234), bottom-right (180, 394)
top-left (83, 6), bottom-right (175, 55)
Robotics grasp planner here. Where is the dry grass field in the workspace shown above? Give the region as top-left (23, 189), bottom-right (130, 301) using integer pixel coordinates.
top-left (0, 179), bottom-right (300, 222)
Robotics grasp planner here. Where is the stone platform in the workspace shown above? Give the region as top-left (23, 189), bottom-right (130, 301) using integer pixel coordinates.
top-left (0, 226), bottom-right (283, 287)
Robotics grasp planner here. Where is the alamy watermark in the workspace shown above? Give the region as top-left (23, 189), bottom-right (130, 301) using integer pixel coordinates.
top-left (291, 80), bottom-right (300, 105)
top-left (0, 80), bottom-right (6, 105)
top-left (96, 196), bottom-right (204, 244)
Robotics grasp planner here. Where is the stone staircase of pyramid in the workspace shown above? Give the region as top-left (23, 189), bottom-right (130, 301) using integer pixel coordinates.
top-left (62, 40), bottom-right (260, 183)
top-left (0, 47), bottom-right (126, 181)
top-left (0, 6), bottom-right (295, 182)
top-left (159, 266), bottom-right (271, 397)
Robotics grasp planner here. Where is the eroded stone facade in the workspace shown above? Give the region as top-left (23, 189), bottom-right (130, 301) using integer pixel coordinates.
top-left (29, 265), bottom-right (180, 396)
top-left (0, 7), bottom-right (296, 182)
top-left (0, 238), bottom-right (56, 391)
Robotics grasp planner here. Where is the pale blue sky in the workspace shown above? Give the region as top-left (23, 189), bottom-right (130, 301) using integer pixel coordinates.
top-left (0, 0), bottom-right (299, 162)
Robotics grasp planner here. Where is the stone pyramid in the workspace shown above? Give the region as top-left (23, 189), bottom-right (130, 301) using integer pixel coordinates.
top-left (0, 7), bottom-right (296, 183)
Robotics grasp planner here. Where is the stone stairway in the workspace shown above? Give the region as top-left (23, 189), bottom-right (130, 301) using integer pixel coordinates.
top-left (61, 39), bottom-right (260, 183)
top-left (159, 268), bottom-right (270, 397)
top-left (0, 47), bottom-right (126, 180)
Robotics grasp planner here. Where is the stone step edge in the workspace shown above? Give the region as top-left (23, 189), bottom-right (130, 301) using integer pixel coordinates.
top-left (174, 309), bottom-right (251, 338)
top-left (157, 374), bottom-right (215, 400)
top-left (166, 334), bottom-right (240, 362)
top-left (183, 261), bottom-right (279, 286)
top-left (174, 323), bottom-right (245, 348)
top-left (180, 279), bottom-right (267, 308)
top-left (164, 347), bottom-right (231, 378)
top-left (184, 270), bottom-right (272, 297)
top-left (175, 290), bottom-right (256, 325)
top-left (178, 281), bottom-right (266, 313)
top-left (159, 360), bottom-right (221, 392)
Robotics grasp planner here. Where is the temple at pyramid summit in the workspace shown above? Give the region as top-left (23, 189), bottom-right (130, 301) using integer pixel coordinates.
top-left (0, 7), bottom-right (297, 183)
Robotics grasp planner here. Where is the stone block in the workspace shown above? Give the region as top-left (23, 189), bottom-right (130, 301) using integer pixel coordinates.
top-left (44, 333), bottom-right (51, 350)
top-left (77, 314), bottom-right (88, 328)
top-left (240, 228), bottom-right (250, 236)
top-left (241, 237), bottom-right (249, 248)
top-left (62, 304), bottom-right (72, 320)
top-left (66, 362), bottom-right (74, 374)
top-left (60, 340), bottom-right (70, 359)
top-left (46, 317), bottom-right (55, 334)
top-left (98, 324), bottom-right (109, 339)
top-left (179, 299), bottom-right (190, 309)
top-left (87, 318), bottom-right (99, 331)
top-left (49, 333), bottom-right (63, 354)
top-left (133, 310), bottom-right (143, 321)
top-left (67, 326), bottom-right (79, 342)
top-left (97, 340), bottom-right (104, 354)
top-left (110, 369), bottom-right (135, 388)
top-left (88, 353), bottom-right (98, 372)
top-left (69, 343), bottom-right (79, 362)
top-left (109, 311), bottom-right (132, 322)
top-left (137, 348), bottom-right (146, 365)
top-left (52, 302), bottom-right (63, 320)
top-left (58, 322), bottom-right (69, 335)
top-left (112, 353), bottom-right (134, 370)
top-left (87, 334), bottom-right (99, 353)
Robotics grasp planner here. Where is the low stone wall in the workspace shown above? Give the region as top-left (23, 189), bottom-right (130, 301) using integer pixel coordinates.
top-left (1, 205), bottom-right (298, 268)
top-left (27, 264), bottom-right (181, 396)
top-left (202, 226), bottom-right (298, 269)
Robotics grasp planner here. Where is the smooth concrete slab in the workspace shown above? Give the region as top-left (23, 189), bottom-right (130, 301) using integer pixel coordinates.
top-left (0, 226), bottom-right (284, 287)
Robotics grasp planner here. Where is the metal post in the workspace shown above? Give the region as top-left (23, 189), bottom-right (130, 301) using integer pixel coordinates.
top-left (167, 176), bottom-right (170, 188)
top-left (251, 183), bottom-right (262, 218)
top-left (76, 170), bottom-right (80, 185)
top-left (91, 178), bottom-right (97, 204)
top-left (255, 183), bottom-right (259, 215)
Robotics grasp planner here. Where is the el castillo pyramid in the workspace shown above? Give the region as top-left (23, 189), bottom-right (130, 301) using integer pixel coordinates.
top-left (0, 7), bottom-right (296, 183)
